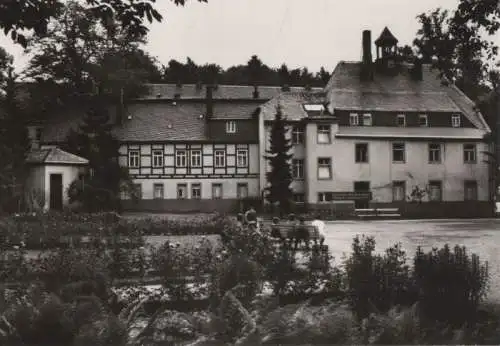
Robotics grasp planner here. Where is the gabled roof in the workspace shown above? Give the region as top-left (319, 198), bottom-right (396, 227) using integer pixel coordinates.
top-left (375, 27), bottom-right (398, 46)
top-left (26, 147), bottom-right (88, 165)
top-left (325, 61), bottom-right (490, 132)
top-left (137, 84), bottom-right (323, 100)
top-left (260, 91), bottom-right (328, 121)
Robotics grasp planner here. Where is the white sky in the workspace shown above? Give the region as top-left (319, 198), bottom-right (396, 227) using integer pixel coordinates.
top-left (1, 0), bottom-right (499, 74)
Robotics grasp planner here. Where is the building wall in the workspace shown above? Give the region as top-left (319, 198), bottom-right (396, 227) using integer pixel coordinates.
top-left (302, 123), bottom-right (489, 204)
top-left (27, 165), bottom-right (46, 208)
top-left (43, 165), bottom-right (83, 210)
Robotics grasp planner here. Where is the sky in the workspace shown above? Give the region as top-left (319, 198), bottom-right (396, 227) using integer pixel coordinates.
top-left (1, 0), bottom-right (499, 74)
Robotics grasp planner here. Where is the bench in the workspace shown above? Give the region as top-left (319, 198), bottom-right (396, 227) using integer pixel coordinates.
top-left (260, 222), bottom-right (322, 240)
top-left (355, 207), bottom-right (401, 219)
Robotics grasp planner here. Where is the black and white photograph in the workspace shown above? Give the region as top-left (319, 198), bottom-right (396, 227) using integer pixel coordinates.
top-left (0, 0), bottom-right (499, 344)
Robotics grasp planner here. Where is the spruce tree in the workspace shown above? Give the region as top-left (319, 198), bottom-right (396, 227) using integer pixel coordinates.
top-left (265, 104), bottom-right (293, 214)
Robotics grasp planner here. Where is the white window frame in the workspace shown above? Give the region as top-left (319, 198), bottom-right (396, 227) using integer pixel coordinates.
top-left (463, 144), bottom-right (476, 164)
top-left (175, 150), bottom-right (187, 167)
top-left (349, 113), bottom-right (359, 126)
top-left (317, 157), bottom-right (332, 180)
top-left (226, 121), bottom-right (237, 133)
top-left (317, 125), bottom-right (331, 144)
top-left (191, 183), bottom-right (202, 199)
top-left (392, 181), bottom-right (406, 202)
top-left (318, 192), bottom-right (333, 203)
top-left (237, 183), bottom-right (249, 199)
top-left (428, 181), bottom-right (442, 201)
top-left (292, 125), bottom-right (304, 144)
top-left (153, 183), bottom-right (164, 199)
top-left (212, 183), bottom-right (223, 199)
top-left (362, 113), bottom-right (372, 126)
top-left (128, 150), bottom-right (140, 168)
top-left (190, 149), bottom-right (202, 167)
top-left (355, 143), bottom-right (369, 163)
top-left (419, 114), bottom-right (428, 127)
top-left (214, 149), bottom-right (226, 168)
top-left (177, 183), bottom-right (187, 199)
top-left (152, 150), bottom-right (164, 168)
top-left (396, 114), bottom-right (406, 127)
top-left (452, 114), bottom-right (461, 128)
top-left (236, 149), bottom-right (248, 167)
top-left (292, 159), bottom-right (304, 179)
top-left (428, 143), bottom-right (442, 163)
top-left (392, 143), bottom-right (406, 163)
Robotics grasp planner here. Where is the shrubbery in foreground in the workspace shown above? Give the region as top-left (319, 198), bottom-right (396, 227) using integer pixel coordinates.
top-left (0, 219), bottom-right (497, 345)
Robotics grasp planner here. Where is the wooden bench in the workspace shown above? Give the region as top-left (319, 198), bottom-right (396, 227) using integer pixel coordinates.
top-left (261, 222), bottom-right (322, 240)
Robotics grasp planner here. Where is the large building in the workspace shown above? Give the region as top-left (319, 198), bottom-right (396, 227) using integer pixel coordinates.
top-left (29, 27), bottom-right (494, 217)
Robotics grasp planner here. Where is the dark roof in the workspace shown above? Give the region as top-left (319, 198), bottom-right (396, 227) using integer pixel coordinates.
top-left (137, 84), bottom-right (323, 100)
top-left (260, 92), bottom-right (328, 121)
top-left (112, 103), bottom-right (208, 142)
top-left (325, 61), bottom-right (490, 132)
top-left (335, 126), bottom-right (486, 140)
top-left (210, 103), bottom-right (260, 119)
top-left (375, 27), bottom-right (398, 46)
top-left (26, 147), bottom-right (88, 165)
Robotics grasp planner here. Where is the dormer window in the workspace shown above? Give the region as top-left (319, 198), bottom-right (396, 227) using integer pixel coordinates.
top-left (452, 114), bottom-right (461, 128)
top-left (226, 121), bottom-right (237, 133)
top-left (349, 113), bottom-right (359, 126)
top-left (304, 104), bottom-right (325, 112)
top-left (419, 114), bottom-right (428, 127)
top-left (396, 114), bottom-right (406, 127)
top-left (362, 113), bottom-right (372, 126)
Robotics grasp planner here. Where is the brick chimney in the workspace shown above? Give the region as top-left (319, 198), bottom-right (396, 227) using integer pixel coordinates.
top-left (412, 56), bottom-right (423, 81)
top-left (206, 84), bottom-right (214, 119)
top-left (361, 30), bottom-right (373, 81)
top-left (253, 85), bottom-right (259, 99)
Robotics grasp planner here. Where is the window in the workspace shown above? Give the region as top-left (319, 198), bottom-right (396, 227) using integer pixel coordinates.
top-left (237, 183), bottom-right (248, 199)
top-left (452, 114), bottom-right (461, 127)
top-left (292, 125), bottom-right (304, 144)
top-left (191, 183), bottom-right (201, 199)
top-left (349, 113), bottom-right (359, 126)
top-left (362, 113), bottom-right (372, 126)
top-left (392, 181), bottom-right (406, 202)
top-left (153, 183), bottom-right (164, 199)
top-left (237, 149), bottom-right (248, 167)
top-left (317, 158), bottom-right (332, 179)
top-left (428, 181), bottom-right (442, 201)
top-left (292, 159), bottom-right (304, 179)
top-left (226, 121), bottom-right (237, 133)
top-left (293, 193), bottom-right (305, 203)
top-left (190, 150), bottom-right (202, 167)
top-left (214, 150), bottom-right (226, 167)
top-left (134, 184), bottom-right (142, 199)
top-left (177, 184), bottom-right (187, 199)
top-left (175, 150), bottom-right (187, 167)
top-left (419, 114), bottom-right (428, 127)
top-left (152, 150), bottom-right (163, 168)
top-left (392, 143), bottom-right (405, 163)
top-left (428, 143), bottom-right (442, 163)
top-left (463, 144), bottom-right (476, 163)
top-left (318, 192), bottom-right (334, 202)
top-left (396, 114), bottom-right (406, 127)
top-left (128, 150), bottom-right (140, 168)
top-left (212, 183), bottom-right (223, 199)
top-left (317, 125), bottom-right (331, 144)
top-left (355, 143), bottom-right (368, 163)
top-left (464, 180), bottom-right (478, 201)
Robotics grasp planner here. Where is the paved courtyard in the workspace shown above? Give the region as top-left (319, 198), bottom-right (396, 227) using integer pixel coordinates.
top-left (322, 219), bottom-right (500, 302)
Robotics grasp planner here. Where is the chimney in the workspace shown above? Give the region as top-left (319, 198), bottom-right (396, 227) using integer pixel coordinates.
top-left (253, 85), bottom-right (259, 99)
top-left (412, 57), bottom-right (423, 81)
top-left (361, 30), bottom-right (373, 81)
top-left (206, 84), bottom-right (214, 119)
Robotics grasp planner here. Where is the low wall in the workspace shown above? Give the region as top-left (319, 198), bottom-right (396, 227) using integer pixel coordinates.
top-left (369, 201), bottom-right (494, 219)
top-left (121, 198), bottom-right (242, 213)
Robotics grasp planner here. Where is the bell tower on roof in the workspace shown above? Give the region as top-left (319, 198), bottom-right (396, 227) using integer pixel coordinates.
top-left (375, 27), bottom-right (399, 72)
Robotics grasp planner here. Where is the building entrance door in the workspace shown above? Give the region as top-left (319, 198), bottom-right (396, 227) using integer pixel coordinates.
top-left (354, 181), bottom-right (370, 209)
top-left (49, 173), bottom-right (63, 210)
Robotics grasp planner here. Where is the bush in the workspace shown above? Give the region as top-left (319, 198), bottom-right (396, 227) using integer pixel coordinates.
top-left (413, 244), bottom-right (489, 326)
top-left (344, 236), bottom-right (415, 318)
